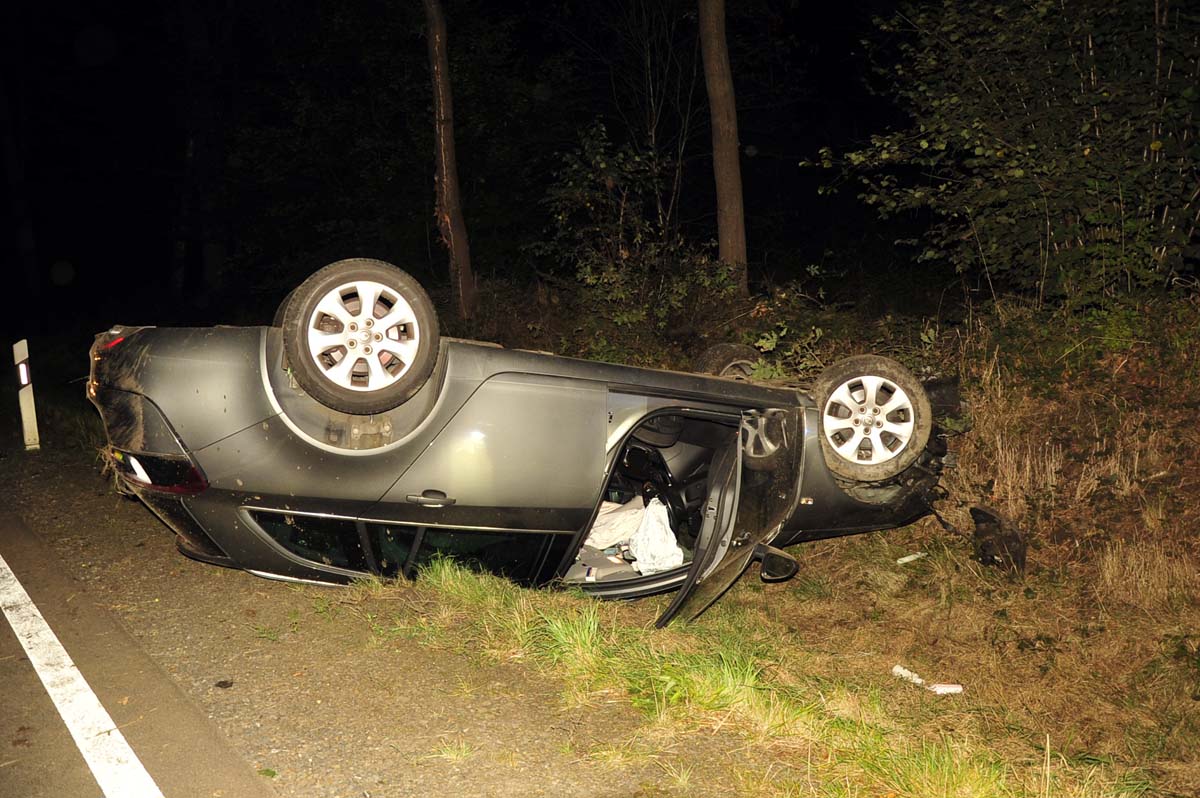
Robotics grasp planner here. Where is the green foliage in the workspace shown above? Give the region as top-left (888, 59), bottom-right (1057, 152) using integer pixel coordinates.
top-left (530, 123), bottom-right (736, 331)
top-left (818, 0), bottom-right (1199, 308)
top-left (752, 322), bottom-right (826, 379)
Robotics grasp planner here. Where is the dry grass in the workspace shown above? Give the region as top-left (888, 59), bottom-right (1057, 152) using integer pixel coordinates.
top-left (1074, 413), bottom-right (1167, 504)
top-left (1095, 539), bottom-right (1199, 613)
top-left (943, 329), bottom-right (1176, 553)
top-left (781, 316), bottom-right (1200, 794)
top-left (940, 350), bottom-right (1065, 529)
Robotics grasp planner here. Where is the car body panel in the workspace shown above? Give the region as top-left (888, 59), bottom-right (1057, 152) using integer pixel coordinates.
top-left (375, 372), bottom-right (606, 530)
top-left (772, 407), bottom-right (938, 547)
top-left (91, 326), bottom-right (278, 451)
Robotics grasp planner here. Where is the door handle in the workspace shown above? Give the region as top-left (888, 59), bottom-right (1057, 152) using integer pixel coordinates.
top-left (406, 489), bottom-right (456, 508)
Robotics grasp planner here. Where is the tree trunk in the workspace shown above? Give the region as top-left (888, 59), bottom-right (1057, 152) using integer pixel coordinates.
top-left (697, 0), bottom-right (748, 297)
top-left (423, 0), bottom-right (477, 320)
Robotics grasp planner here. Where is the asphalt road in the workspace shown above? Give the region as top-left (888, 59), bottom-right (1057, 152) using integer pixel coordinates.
top-left (0, 513), bottom-right (278, 798)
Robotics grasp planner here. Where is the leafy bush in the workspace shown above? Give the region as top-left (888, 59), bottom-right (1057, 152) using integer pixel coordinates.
top-left (816, 0), bottom-right (1199, 309)
top-left (530, 123), bottom-right (736, 331)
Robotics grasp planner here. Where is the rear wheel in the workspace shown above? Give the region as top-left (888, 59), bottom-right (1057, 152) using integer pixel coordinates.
top-left (281, 259), bottom-right (439, 415)
top-left (812, 355), bottom-right (931, 482)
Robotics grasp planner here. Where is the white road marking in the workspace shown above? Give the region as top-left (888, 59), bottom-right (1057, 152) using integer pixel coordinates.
top-left (0, 552), bottom-right (164, 798)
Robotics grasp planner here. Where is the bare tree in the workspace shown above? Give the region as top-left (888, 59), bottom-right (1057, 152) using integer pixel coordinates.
top-left (697, 0), bottom-right (748, 296)
top-left (423, 0), bottom-right (477, 320)
top-left (556, 1), bottom-right (703, 245)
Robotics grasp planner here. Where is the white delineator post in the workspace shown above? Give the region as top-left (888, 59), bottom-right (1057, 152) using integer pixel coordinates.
top-left (13, 339), bottom-right (40, 451)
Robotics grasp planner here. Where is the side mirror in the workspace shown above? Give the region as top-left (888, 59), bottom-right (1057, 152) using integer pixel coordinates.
top-left (754, 544), bottom-right (799, 583)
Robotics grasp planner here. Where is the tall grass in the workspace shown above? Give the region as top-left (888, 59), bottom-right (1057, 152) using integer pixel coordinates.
top-left (1096, 540), bottom-right (1199, 613)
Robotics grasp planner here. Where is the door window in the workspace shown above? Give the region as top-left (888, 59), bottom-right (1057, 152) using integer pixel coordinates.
top-left (368, 524), bottom-right (572, 585)
top-left (252, 512), bottom-right (370, 572)
top-left (250, 509), bottom-right (572, 585)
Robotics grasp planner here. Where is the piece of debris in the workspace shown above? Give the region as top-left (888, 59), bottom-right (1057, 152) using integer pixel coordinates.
top-left (896, 552), bottom-right (927, 565)
top-left (892, 664), bottom-right (963, 695)
top-left (971, 506), bottom-right (1026, 573)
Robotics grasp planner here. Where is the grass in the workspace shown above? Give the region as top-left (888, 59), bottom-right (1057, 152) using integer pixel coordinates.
top-left (327, 551), bottom-right (1179, 797)
top-left (425, 735), bottom-right (475, 762)
top-left (1095, 540), bottom-right (1197, 614)
top-left (251, 623), bottom-right (281, 642)
top-left (656, 759), bottom-right (694, 792)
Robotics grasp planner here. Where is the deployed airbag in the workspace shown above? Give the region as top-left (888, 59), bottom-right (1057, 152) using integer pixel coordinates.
top-left (582, 497), bottom-right (684, 575)
top-left (628, 498), bottom-right (683, 574)
top-left (584, 499), bottom-right (646, 550)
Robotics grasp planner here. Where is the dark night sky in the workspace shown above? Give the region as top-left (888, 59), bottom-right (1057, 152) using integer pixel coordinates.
top-left (2, 1), bottom-right (903, 338)
top-left (4, 2), bottom-right (179, 334)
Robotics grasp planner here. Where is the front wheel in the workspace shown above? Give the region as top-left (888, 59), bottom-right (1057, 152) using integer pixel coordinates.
top-left (281, 259), bottom-right (440, 415)
top-left (812, 355), bottom-right (932, 482)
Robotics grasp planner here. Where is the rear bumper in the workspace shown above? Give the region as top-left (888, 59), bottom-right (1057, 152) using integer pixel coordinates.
top-left (134, 488), bottom-right (234, 567)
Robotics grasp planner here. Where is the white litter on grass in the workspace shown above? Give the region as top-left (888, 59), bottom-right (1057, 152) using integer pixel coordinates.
top-left (896, 552), bottom-right (927, 565)
top-left (892, 664), bottom-right (963, 695)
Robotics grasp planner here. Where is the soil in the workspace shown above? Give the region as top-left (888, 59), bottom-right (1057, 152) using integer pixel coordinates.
top-left (0, 446), bottom-right (751, 797)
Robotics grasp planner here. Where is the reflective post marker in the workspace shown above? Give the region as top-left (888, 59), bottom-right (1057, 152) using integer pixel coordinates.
top-left (13, 339), bottom-right (40, 451)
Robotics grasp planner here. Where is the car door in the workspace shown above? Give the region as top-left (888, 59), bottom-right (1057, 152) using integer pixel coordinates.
top-left (371, 372), bottom-right (607, 532)
top-left (655, 409), bottom-right (802, 627)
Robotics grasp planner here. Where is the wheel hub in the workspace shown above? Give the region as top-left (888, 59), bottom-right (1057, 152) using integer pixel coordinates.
top-left (851, 405), bottom-right (883, 434)
top-left (822, 376), bottom-right (914, 465)
top-left (305, 279), bottom-right (421, 393)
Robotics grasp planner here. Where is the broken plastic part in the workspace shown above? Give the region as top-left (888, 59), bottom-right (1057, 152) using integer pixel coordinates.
top-left (892, 664), bottom-right (963, 696)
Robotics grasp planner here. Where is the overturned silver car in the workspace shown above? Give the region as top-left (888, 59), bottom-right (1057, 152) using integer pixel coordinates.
top-left (88, 259), bottom-right (952, 625)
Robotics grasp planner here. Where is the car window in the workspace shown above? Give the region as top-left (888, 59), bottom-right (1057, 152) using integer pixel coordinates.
top-left (251, 510), bottom-right (572, 584)
top-left (368, 524), bottom-right (573, 585)
top-left (253, 512), bottom-right (370, 572)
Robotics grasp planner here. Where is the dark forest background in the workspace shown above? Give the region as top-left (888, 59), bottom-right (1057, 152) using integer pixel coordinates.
top-left (2, 0), bottom-right (1196, 343)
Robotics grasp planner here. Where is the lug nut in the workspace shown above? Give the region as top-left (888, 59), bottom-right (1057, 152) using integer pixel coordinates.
top-left (347, 340), bottom-right (356, 348)
top-left (365, 318), bottom-right (374, 328)
top-left (853, 419), bottom-right (860, 425)
top-left (373, 333), bottom-right (382, 341)
top-left (876, 421), bottom-right (883, 428)
top-left (349, 322), bottom-right (358, 332)
top-left (364, 345), bottom-right (373, 354)
top-left (864, 428), bottom-right (872, 435)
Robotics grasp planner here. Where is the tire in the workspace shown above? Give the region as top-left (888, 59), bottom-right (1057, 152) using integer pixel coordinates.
top-left (811, 355), bottom-right (932, 482)
top-left (272, 288), bottom-right (294, 328)
top-left (281, 258), bottom-right (440, 415)
top-left (695, 343), bottom-right (760, 380)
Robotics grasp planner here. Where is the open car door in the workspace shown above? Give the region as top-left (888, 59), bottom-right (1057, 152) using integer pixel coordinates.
top-left (655, 409), bottom-right (802, 627)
